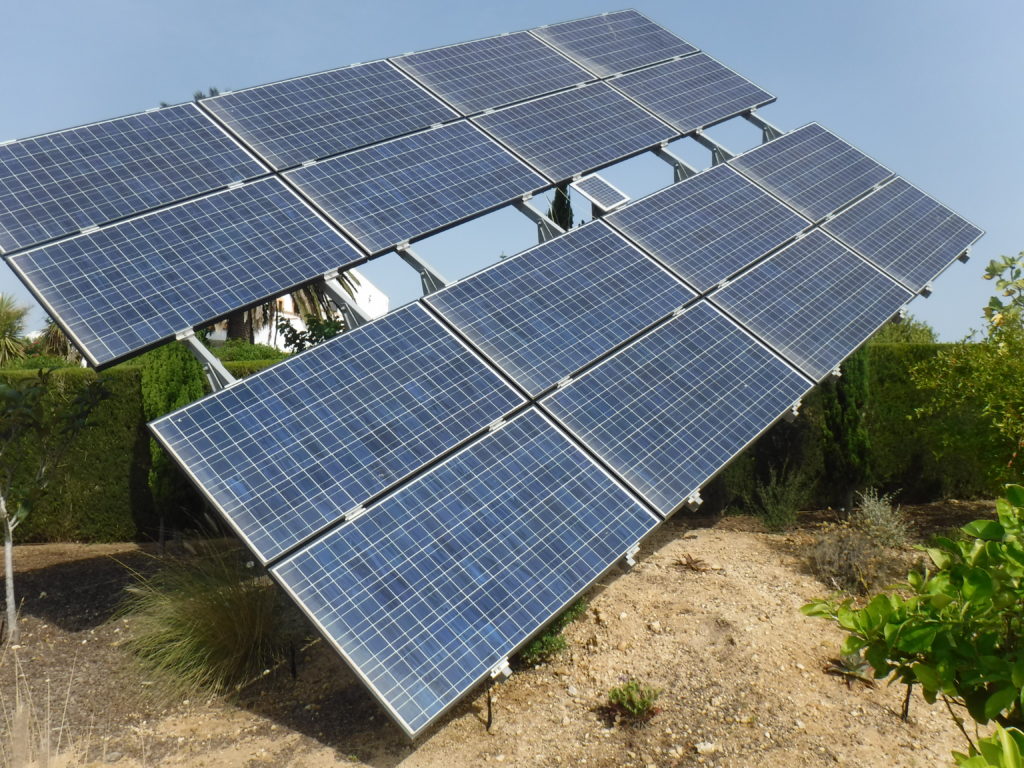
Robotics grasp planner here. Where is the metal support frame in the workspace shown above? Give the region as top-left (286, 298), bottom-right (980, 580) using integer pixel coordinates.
top-left (782, 398), bottom-right (802, 423)
top-left (514, 198), bottom-right (566, 244)
top-left (321, 270), bottom-right (371, 329)
top-left (623, 543), bottom-right (641, 568)
top-left (743, 110), bottom-right (784, 143)
top-left (693, 131), bottom-right (735, 166)
top-left (685, 491), bottom-right (703, 512)
top-left (176, 330), bottom-right (235, 392)
top-left (652, 144), bottom-right (698, 183)
top-left (396, 245), bottom-right (448, 296)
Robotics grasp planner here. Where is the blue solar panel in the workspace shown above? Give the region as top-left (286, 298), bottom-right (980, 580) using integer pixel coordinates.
top-left (729, 124), bottom-right (892, 222)
top-left (271, 408), bottom-right (657, 737)
top-left (0, 104), bottom-right (266, 254)
top-left (572, 175), bottom-right (629, 210)
top-left (151, 303), bottom-right (525, 562)
top-left (9, 178), bottom-right (362, 367)
top-left (425, 221), bottom-right (693, 395)
top-left (605, 164), bottom-right (808, 292)
top-left (285, 121), bottom-right (546, 254)
top-left (542, 302), bottom-right (812, 516)
top-left (610, 53), bottom-right (774, 134)
top-left (823, 177), bottom-right (984, 293)
top-left (532, 10), bottom-right (697, 78)
top-left (391, 31), bottom-right (591, 115)
top-left (473, 82), bottom-right (675, 182)
top-left (710, 230), bottom-right (913, 381)
top-left (201, 61), bottom-right (458, 170)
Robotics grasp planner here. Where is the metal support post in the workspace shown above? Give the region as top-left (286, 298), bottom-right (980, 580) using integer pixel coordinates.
top-left (321, 271), bottom-right (371, 329)
top-left (176, 330), bottom-right (235, 392)
top-left (514, 198), bottom-right (566, 244)
top-left (693, 131), bottom-right (735, 166)
top-left (652, 145), bottom-right (698, 183)
top-left (743, 110), bottom-right (784, 143)
top-left (396, 245), bottom-right (448, 296)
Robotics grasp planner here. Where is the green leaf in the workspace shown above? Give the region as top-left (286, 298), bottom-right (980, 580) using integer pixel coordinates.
top-left (963, 568), bottom-right (995, 603)
top-left (913, 663), bottom-right (940, 692)
top-left (927, 548), bottom-right (954, 569)
top-left (1012, 658), bottom-right (1024, 688)
top-left (1006, 485), bottom-right (1024, 509)
top-left (986, 685), bottom-right (1020, 722)
top-left (800, 601), bottom-right (832, 617)
top-left (841, 635), bottom-right (866, 655)
top-left (964, 520), bottom-right (1006, 541)
top-left (999, 726), bottom-right (1024, 768)
top-left (896, 624), bottom-right (938, 654)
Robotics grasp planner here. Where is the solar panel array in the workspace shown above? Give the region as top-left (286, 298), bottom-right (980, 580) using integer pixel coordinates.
top-left (0, 8), bottom-right (983, 741)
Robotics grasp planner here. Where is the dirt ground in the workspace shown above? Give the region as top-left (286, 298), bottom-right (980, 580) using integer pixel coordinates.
top-left (0, 500), bottom-right (995, 768)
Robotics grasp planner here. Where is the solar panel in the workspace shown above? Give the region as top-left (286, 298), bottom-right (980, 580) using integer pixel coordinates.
top-left (0, 104), bottom-right (266, 255)
top-left (473, 82), bottom-right (675, 182)
top-left (425, 221), bottom-right (693, 396)
top-left (531, 10), bottom-right (696, 78)
top-left (823, 177), bottom-right (984, 292)
top-left (542, 302), bottom-right (812, 516)
top-left (201, 61), bottom-right (458, 170)
top-left (151, 303), bottom-right (525, 562)
top-left (605, 164), bottom-right (808, 292)
top-left (729, 123), bottom-right (892, 222)
top-left (610, 53), bottom-right (774, 134)
top-left (284, 121), bottom-right (546, 254)
top-left (271, 408), bottom-right (657, 737)
top-left (391, 31), bottom-right (591, 116)
top-left (571, 175), bottom-right (629, 211)
top-left (8, 178), bottom-right (362, 367)
top-left (709, 230), bottom-right (913, 381)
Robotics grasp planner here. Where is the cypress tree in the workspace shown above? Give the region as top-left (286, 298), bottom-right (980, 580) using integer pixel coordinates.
top-left (820, 346), bottom-right (871, 509)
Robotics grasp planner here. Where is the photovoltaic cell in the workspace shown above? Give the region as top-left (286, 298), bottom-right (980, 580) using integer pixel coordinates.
top-left (272, 408), bottom-right (657, 736)
top-left (285, 121), bottom-right (546, 254)
top-left (710, 230), bottom-right (913, 381)
top-left (0, 103), bottom-right (265, 254)
top-left (151, 303), bottom-right (525, 563)
top-left (823, 177), bottom-right (983, 292)
top-left (201, 61), bottom-right (458, 170)
top-left (473, 82), bottom-right (675, 182)
top-left (610, 53), bottom-right (774, 134)
top-left (605, 164), bottom-right (808, 292)
top-left (9, 178), bottom-right (362, 367)
top-left (571, 175), bottom-right (629, 210)
top-left (729, 123), bottom-right (892, 222)
top-left (532, 10), bottom-right (696, 78)
top-left (391, 31), bottom-right (591, 115)
top-left (425, 221), bottom-right (693, 396)
top-left (542, 302), bottom-right (812, 516)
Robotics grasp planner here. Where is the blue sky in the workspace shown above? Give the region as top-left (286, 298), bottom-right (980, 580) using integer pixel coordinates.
top-left (1, 0), bottom-right (1020, 340)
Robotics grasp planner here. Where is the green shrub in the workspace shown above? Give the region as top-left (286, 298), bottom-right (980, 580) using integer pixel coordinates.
top-left (955, 725), bottom-right (1024, 767)
top-left (608, 679), bottom-right (662, 724)
top-left (223, 359), bottom-right (285, 378)
top-left (741, 464), bottom-right (808, 531)
top-left (850, 488), bottom-right (910, 547)
top-left (1, 355), bottom-right (74, 370)
top-left (120, 542), bottom-right (305, 695)
top-left (809, 522), bottom-right (895, 594)
top-left (515, 599), bottom-right (588, 667)
top-left (210, 339), bottom-right (287, 362)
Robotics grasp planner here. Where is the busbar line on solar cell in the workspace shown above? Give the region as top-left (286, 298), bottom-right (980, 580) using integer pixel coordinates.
top-left (531, 10), bottom-right (697, 78)
top-left (709, 230), bottom-right (914, 382)
top-left (472, 82), bottom-right (676, 183)
top-left (424, 220), bottom-right (693, 396)
top-left (571, 175), bottom-right (629, 211)
top-left (609, 53), bottom-right (774, 135)
top-left (201, 60), bottom-right (459, 170)
top-left (604, 164), bottom-right (810, 293)
top-left (150, 303), bottom-right (526, 563)
top-left (728, 123), bottom-right (893, 223)
top-left (390, 31), bottom-right (592, 116)
top-left (541, 301), bottom-right (812, 517)
top-left (284, 121), bottom-right (547, 255)
top-left (822, 176), bottom-right (984, 293)
top-left (0, 103), bottom-right (268, 255)
top-left (271, 408), bottom-right (658, 737)
top-left (8, 177), bottom-right (364, 368)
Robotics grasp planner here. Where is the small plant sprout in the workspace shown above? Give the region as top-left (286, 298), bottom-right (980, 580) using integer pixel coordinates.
top-left (824, 651), bottom-right (877, 689)
top-left (675, 553), bottom-right (709, 572)
top-left (515, 599), bottom-right (588, 667)
top-left (607, 679), bottom-right (662, 725)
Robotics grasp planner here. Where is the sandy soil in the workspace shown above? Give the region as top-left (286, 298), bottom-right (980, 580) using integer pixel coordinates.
top-left (0, 503), bottom-right (994, 767)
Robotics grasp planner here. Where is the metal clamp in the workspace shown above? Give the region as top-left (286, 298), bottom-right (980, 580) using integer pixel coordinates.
top-left (782, 398), bottom-right (802, 423)
top-left (685, 491), bottom-right (703, 511)
top-left (489, 659), bottom-right (512, 680)
top-left (623, 543), bottom-right (641, 568)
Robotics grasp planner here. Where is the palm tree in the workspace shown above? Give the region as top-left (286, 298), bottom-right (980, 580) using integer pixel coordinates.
top-left (0, 294), bottom-right (28, 366)
top-left (39, 319), bottom-right (81, 363)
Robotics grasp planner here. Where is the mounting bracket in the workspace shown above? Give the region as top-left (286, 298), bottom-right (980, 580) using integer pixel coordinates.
top-left (320, 270), bottom-right (371, 329)
top-left (396, 245), bottom-right (448, 295)
top-left (652, 144), bottom-right (698, 183)
top-left (782, 398), bottom-right (802, 423)
top-left (623, 543), bottom-right (641, 568)
top-left (685, 491), bottom-right (703, 511)
top-left (893, 307), bottom-right (908, 323)
top-left (176, 330), bottom-right (235, 393)
top-left (693, 131), bottom-right (735, 166)
top-left (920, 282), bottom-right (934, 298)
top-left (957, 250), bottom-right (971, 263)
top-left (514, 198), bottom-right (566, 243)
top-left (489, 658), bottom-right (512, 680)
top-left (826, 366), bottom-right (842, 382)
top-left (743, 110), bottom-right (784, 143)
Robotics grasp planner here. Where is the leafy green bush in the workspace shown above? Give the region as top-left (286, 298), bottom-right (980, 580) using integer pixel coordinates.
top-left (1, 354), bottom-right (74, 370)
top-left (741, 464), bottom-right (808, 531)
top-left (850, 488), bottom-right (910, 547)
top-left (804, 485), bottom-right (1024, 739)
top-left (121, 542), bottom-right (305, 695)
top-left (608, 679), bottom-right (662, 724)
top-left (223, 359), bottom-right (286, 378)
top-left (955, 725), bottom-right (1024, 767)
top-left (211, 339), bottom-right (287, 362)
top-left (515, 599), bottom-right (588, 667)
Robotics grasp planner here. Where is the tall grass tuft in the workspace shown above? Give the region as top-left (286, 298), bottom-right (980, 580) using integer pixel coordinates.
top-left (849, 488), bottom-right (910, 547)
top-left (741, 464), bottom-right (809, 532)
top-left (120, 541), bottom-right (303, 696)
